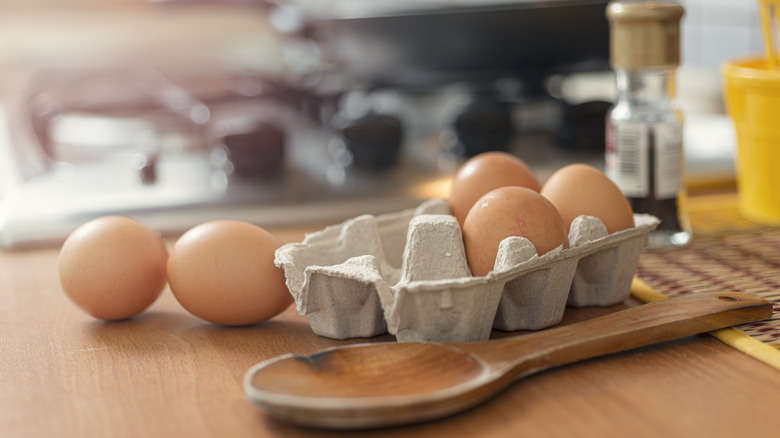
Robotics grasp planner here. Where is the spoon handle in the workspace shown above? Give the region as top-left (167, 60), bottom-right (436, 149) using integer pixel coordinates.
top-left (468, 291), bottom-right (773, 378)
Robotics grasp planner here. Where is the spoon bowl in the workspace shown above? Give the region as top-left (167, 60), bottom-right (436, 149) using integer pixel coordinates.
top-left (245, 292), bottom-right (772, 429)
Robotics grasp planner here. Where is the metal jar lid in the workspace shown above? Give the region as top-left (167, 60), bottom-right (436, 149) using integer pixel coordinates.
top-left (606, 1), bottom-right (685, 69)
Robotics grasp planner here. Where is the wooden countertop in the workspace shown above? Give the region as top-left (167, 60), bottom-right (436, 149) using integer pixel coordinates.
top-left (3, 220), bottom-right (780, 438)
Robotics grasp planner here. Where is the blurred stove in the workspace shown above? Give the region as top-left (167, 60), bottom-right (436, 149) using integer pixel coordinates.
top-left (0, 61), bottom-right (615, 248)
top-left (0, 0), bottom-right (638, 248)
top-left (0, 61), bottom-right (736, 250)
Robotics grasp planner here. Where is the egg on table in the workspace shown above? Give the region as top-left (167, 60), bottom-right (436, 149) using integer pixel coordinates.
top-left (462, 186), bottom-right (568, 277)
top-left (540, 163), bottom-right (634, 234)
top-left (166, 220), bottom-right (292, 326)
top-left (448, 151), bottom-right (540, 225)
top-left (57, 216), bottom-right (168, 321)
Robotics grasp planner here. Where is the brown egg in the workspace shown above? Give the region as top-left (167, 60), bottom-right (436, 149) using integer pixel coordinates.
top-left (540, 164), bottom-right (634, 234)
top-left (57, 216), bottom-right (168, 321)
top-left (448, 151), bottom-right (540, 225)
top-left (462, 186), bottom-right (568, 277)
top-left (167, 220), bottom-right (292, 326)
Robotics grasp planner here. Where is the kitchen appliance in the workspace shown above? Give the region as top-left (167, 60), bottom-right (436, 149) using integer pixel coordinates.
top-left (0, 0), bottom-right (615, 248)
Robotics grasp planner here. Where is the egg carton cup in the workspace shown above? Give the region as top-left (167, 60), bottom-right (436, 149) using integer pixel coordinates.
top-left (275, 199), bottom-right (659, 343)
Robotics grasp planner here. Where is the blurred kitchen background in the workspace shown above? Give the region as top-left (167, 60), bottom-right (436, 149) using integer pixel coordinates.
top-left (0, 0), bottom-right (764, 248)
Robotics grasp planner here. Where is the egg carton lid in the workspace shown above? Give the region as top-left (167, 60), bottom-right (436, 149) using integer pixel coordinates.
top-left (275, 199), bottom-right (659, 342)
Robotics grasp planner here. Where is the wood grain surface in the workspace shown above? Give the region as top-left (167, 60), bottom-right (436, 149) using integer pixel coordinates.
top-left (3, 226), bottom-right (780, 438)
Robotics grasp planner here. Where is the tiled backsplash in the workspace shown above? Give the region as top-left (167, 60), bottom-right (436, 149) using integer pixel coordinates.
top-left (680, 0), bottom-right (764, 68)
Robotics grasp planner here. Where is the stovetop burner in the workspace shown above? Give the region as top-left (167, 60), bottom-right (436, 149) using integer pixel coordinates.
top-left (0, 61), bottom-right (609, 248)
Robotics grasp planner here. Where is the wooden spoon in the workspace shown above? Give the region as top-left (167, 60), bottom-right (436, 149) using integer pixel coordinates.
top-left (244, 291), bottom-right (772, 429)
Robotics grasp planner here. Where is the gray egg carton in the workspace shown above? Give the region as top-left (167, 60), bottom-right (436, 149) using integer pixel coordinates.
top-left (275, 199), bottom-right (659, 343)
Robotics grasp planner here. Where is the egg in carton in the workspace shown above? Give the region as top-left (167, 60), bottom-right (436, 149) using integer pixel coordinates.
top-left (275, 199), bottom-right (659, 343)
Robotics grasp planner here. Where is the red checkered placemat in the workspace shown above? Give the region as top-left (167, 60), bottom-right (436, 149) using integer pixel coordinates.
top-left (631, 193), bottom-right (780, 368)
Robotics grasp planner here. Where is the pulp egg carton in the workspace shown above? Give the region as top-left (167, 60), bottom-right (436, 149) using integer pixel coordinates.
top-left (275, 199), bottom-right (659, 343)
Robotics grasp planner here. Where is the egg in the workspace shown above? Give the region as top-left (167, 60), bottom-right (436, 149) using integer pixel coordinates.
top-left (57, 216), bottom-right (168, 321)
top-left (462, 186), bottom-right (568, 277)
top-left (167, 220), bottom-right (292, 326)
top-left (540, 163), bottom-right (634, 234)
top-left (448, 151), bottom-right (540, 225)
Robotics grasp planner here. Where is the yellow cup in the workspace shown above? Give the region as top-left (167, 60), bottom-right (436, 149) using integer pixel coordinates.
top-left (723, 56), bottom-right (780, 225)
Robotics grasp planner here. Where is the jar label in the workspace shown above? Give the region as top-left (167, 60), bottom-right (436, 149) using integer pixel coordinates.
top-left (606, 121), bottom-right (682, 200)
